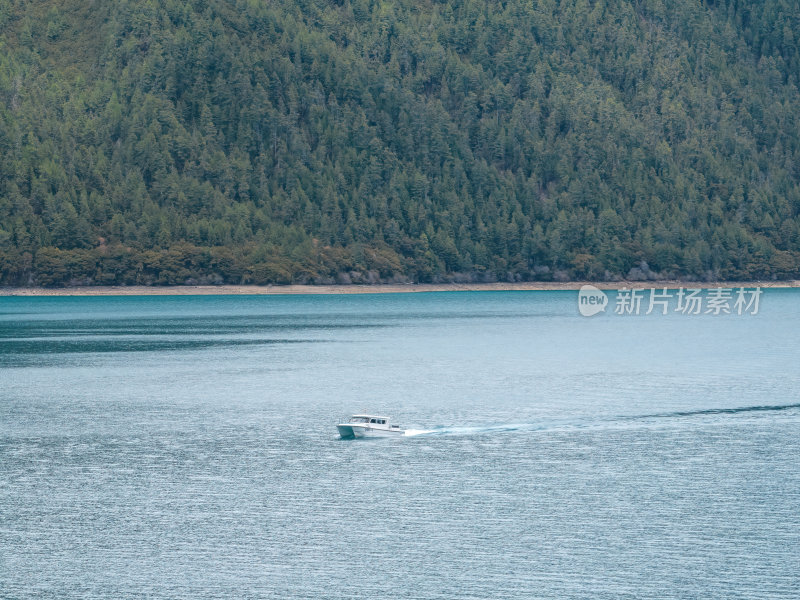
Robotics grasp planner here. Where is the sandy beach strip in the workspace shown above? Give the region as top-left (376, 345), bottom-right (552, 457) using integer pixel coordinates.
top-left (1, 281), bottom-right (798, 296)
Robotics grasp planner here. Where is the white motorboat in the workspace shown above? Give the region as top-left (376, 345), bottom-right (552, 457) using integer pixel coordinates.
top-left (337, 414), bottom-right (405, 438)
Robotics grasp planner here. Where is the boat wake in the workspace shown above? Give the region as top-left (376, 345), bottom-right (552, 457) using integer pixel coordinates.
top-left (405, 423), bottom-right (549, 437)
top-left (403, 403), bottom-right (800, 438)
top-left (637, 402), bottom-right (800, 420)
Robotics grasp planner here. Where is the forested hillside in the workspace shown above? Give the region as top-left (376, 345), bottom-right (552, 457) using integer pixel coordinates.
top-left (1, 0), bottom-right (800, 285)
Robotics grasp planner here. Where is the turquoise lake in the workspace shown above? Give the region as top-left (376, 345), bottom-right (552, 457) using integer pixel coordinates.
top-left (1, 290), bottom-right (799, 598)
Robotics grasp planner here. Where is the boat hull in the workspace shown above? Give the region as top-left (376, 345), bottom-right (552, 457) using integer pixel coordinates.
top-left (337, 424), bottom-right (405, 439)
top-left (337, 425), bottom-right (362, 439)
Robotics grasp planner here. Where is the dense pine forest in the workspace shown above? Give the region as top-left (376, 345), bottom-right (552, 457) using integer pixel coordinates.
top-left (1, 0), bottom-right (799, 285)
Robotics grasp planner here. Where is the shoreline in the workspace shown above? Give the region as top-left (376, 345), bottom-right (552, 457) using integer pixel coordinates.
top-left (1, 280), bottom-right (798, 296)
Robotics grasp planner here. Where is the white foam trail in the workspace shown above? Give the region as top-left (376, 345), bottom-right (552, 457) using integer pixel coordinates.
top-left (404, 423), bottom-right (535, 437)
top-left (403, 429), bottom-right (434, 437)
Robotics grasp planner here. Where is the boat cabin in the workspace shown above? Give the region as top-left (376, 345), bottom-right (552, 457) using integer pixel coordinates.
top-left (349, 414), bottom-right (389, 425)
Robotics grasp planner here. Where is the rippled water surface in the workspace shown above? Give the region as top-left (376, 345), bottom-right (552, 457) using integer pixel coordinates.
top-left (2, 291), bottom-right (799, 598)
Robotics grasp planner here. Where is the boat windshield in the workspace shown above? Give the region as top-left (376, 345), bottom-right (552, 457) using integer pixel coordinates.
top-left (349, 417), bottom-right (369, 423)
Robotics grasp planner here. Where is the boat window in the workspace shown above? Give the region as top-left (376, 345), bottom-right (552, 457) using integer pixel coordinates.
top-left (379, 420), bottom-right (386, 424)
top-left (349, 417), bottom-right (368, 423)
top-left (370, 418), bottom-right (377, 423)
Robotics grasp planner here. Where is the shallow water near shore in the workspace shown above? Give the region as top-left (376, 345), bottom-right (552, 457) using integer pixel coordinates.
top-left (2, 291), bottom-right (799, 598)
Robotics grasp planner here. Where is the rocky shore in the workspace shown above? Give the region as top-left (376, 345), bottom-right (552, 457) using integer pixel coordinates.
top-left (2, 281), bottom-right (797, 296)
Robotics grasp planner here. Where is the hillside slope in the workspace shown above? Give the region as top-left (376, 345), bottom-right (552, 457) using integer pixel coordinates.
top-left (1, 0), bottom-right (799, 285)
